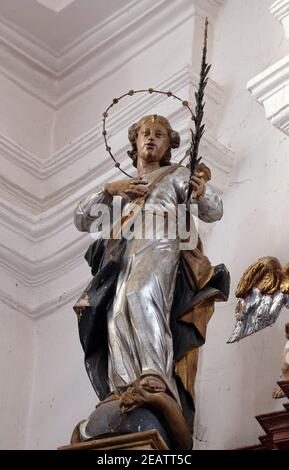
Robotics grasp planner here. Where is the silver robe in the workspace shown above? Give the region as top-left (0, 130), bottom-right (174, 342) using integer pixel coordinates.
top-left (75, 165), bottom-right (223, 399)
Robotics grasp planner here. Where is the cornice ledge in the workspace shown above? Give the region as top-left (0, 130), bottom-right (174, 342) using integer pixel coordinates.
top-left (36, 0), bottom-right (77, 14)
top-left (0, 0), bottom-right (223, 108)
top-left (0, 66), bottom-right (224, 183)
top-left (0, 140), bottom-right (233, 258)
top-left (271, 0), bottom-right (289, 40)
top-left (247, 54), bottom-right (289, 100)
top-left (193, 0), bottom-right (223, 17)
top-left (271, 0), bottom-right (289, 22)
top-left (0, 235), bottom-right (88, 287)
top-left (0, 16), bottom-right (57, 70)
top-left (0, 65), bottom-right (226, 212)
top-left (0, 278), bottom-right (89, 320)
top-left (0, 153), bottom-right (136, 242)
top-left (0, 128), bottom-right (233, 241)
top-left (55, 1), bottom-right (222, 108)
top-left (59, 0), bottom-right (222, 73)
top-left (46, 66), bottom-right (224, 174)
top-left (0, 133), bottom-right (43, 178)
top-left (247, 54), bottom-right (289, 133)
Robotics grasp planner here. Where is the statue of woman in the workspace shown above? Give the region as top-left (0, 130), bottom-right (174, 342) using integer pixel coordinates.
top-left (73, 115), bottom-right (229, 448)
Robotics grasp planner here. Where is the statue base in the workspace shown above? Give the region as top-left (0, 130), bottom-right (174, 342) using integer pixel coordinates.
top-left (58, 429), bottom-right (168, 451)
top-left (68, 398), bottom-right (175, 448)
top-left (62, 386), bottom-right (193, 450)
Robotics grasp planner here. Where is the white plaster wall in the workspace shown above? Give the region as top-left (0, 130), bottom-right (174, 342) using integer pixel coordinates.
top-left (53, 15), bottom-right (197, 152)
top-left (0, 45), bottom-right (56, 451)
top-left (25, 0), bottom-right (289, 450)
top-left (0, 74), bottom-right (54, 158)
top-left (0, 302), bottom-right (34, 449)
top-left (193, 0), bottom-right (289, 449)
top-left (2, 0), bottom-right (289, 451)
top-left (25, 303), bottom-right (96, 450)
top-left (21, 7), bottom-right (222, 450)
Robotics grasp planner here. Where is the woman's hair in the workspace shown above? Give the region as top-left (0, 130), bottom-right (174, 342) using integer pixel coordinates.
top-left (127, 115), bottom-right (180, 167)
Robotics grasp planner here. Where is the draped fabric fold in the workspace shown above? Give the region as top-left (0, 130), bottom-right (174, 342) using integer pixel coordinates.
top-left (74, 237), bottom-right (230, 432)
top-left (73, 164), bottom-right (230, 433)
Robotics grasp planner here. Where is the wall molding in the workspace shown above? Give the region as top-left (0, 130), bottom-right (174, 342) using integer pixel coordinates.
top-left (0, 1), bottom-right (236, 319)
top-left (0, 129), bottom-right (234, 294)
top-left (0, 65), bottom-right (233, 291)
top-left (0, 129), bottom-right (233, 235)
top-left (271, 0), bottom-right (289, 19)
top-left (247, 2), bottom-right (289, 135)
top-left (0, 65), bottom-right (225, 209)
top-left (36, 0), bottom-right (77, 14)
top-left (0, 235), bottom-right (88, 287)
top-left (247, 55), bottom-right (289, 134)
top-left (0, 0), bottom-right (223, 109)
top-left (0, 278), bottom-right (89, 320)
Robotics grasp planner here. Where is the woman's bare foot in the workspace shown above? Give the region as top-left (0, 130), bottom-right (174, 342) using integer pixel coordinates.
top-left (139, 375), bottom-right (167, 393)
top-left (118, 380), bottom-right (192, 449)
top-left (102, 391), bottom-right (121, 403)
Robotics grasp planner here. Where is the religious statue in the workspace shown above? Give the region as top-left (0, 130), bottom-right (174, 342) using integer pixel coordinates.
top-left (227, 257), bottom-right (289, 344)
top-left (72, 113), bottom-right (230, 449)
top-left (69, 19), bottom-right (229, 451)
top-left (272, 323), bottom-right (289, 399)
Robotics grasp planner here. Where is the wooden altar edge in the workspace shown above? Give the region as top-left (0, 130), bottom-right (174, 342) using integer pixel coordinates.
top-left (232, 443), bottom-right (265, 451)
top-left (272, 426), bottom-right (289, 450)
top-left (231, 380), bottom-right (289, 450)
top-left (58, 429), bottom-right (169, 451)
top-left (283, 403), bottom-right (289, 412)
top-left (256, 410), bottom-right (289, 435)
top-left (258, 434), bottom-right (276, 450)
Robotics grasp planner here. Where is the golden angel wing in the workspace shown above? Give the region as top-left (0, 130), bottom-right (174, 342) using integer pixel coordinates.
top-left (280, 263), bottom-right (289, 294)
top-left (235, 256), bottom-right (282, 298)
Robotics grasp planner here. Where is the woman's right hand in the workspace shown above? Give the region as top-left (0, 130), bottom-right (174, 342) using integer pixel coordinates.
top-left (105, 178), bottom-right (149, 201)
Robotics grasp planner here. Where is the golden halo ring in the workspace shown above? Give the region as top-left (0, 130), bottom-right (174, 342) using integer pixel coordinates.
top-left (102, 88), bottom-right (195, 178)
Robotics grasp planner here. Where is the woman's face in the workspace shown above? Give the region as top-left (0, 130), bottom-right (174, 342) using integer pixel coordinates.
top-left (136, 121), bottom-right (170, 164)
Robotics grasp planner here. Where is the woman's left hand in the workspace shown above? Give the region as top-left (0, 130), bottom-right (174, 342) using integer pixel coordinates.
top-left (189, 176), bottom-right (206, 199)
